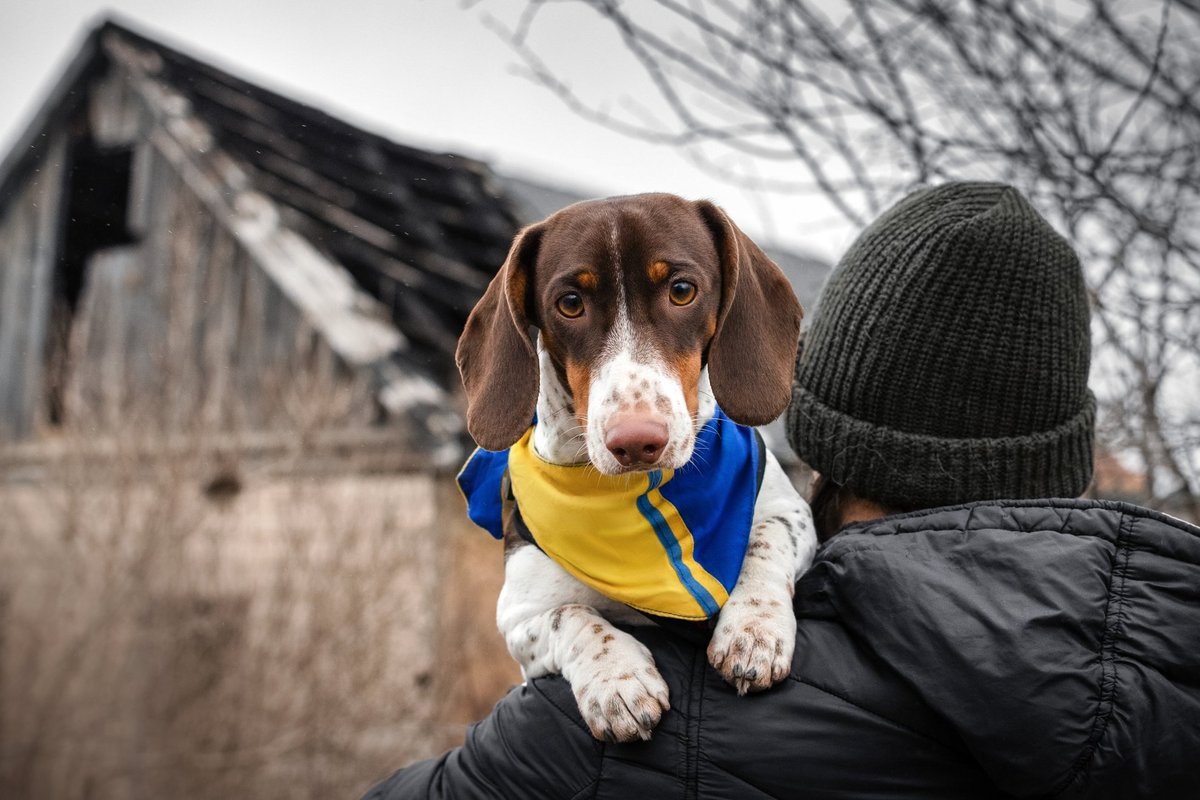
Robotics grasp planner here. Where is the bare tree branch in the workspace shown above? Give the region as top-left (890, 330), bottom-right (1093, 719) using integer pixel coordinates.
top-left (487, 0), bottom-right (1200, 514)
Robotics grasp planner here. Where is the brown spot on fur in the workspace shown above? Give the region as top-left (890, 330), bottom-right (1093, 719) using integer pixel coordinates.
top-left (602, 634), bottom-right (615, 643)
top-left (551, 609), bottom-right (564, 632)
top-left (748, 540), bottom-right (771, 550)
top-left (592, 623), bottom-right (604, 634)
top-left (617, 673), bottom-right (634, 681)
top-left (577, 269), bottom-right (599, 291)
top-left (593, 648), bottom-right (610, 660)
top-left (648, 260), bottom-right (670, 283)
top-left (565, 360), bottom-right (591, 428)
top-left (749, 598), bottom-right (761, 607)
top-left (667, 351), bottom-right (703, 418)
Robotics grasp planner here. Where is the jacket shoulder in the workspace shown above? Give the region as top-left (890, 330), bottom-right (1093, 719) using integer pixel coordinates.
top-left (360, 678), bottom-right (601, 800)
top-left (801, 499), bottom-right (1200, 799)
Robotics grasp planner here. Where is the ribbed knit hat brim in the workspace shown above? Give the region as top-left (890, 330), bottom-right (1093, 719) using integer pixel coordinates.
top-left (789, 382), bottom-right (1096, 510)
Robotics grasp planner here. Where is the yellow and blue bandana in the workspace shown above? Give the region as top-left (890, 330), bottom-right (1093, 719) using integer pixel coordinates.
top-left (457, 408), bottom-right (765, 621)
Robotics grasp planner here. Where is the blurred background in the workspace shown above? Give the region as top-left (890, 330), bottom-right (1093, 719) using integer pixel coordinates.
top-left (0, 1), bottom-right (1195, 797)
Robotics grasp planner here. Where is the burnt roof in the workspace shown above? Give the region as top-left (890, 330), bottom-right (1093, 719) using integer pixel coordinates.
top-left (128, 25), bottom-right (521, 371)
top-left (0, 18), bottom-right (523, 384)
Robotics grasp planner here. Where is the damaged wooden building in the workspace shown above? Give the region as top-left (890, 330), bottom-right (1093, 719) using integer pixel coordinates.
top-left (0, 19), bottom-right (830, 799)
top-left (0, 20), bottom-right (526, 459)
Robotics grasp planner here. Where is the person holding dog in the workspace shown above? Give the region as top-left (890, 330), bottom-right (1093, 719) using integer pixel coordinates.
top-left (363, 182), bottom-right (1200, 799)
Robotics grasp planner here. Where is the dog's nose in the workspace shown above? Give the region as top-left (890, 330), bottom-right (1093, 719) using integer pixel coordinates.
top-left (605, 418), bottom-right (669, 467)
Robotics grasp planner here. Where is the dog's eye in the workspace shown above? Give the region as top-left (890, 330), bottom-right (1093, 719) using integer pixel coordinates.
top-left (557, 292), bottom-right (585, 318)
top-left (669, 280), bottom-right (697, 306)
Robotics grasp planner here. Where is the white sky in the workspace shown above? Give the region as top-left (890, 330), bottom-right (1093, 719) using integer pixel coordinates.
top-left (0, 0), bottom-right (853, 262)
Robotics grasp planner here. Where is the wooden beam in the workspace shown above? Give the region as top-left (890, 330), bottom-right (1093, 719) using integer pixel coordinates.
top-left (106, 34), bottom-right (405, 368)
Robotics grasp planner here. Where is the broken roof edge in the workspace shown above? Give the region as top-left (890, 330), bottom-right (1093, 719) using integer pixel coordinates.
top-left (0, 16), bottom-right (506, 217)
top-left (0, 17), bottom-right (108, 217)
top-left (104, 29), bottom-right (463, 455)
top-left (102, 31), bottom-right (407, 367)
top-left (96, 16), bottom-right (497, 175)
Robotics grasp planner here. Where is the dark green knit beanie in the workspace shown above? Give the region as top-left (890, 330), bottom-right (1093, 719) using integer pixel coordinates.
top-left (786, 182), bottom-right (1095, 509)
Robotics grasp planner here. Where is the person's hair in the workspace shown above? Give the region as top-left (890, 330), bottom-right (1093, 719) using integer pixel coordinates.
top-left (808, 475), bottom-right (911, 542)
top-left (808, 474), bottom-right (849, 543)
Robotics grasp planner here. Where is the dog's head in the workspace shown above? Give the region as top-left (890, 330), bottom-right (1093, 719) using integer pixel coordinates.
top-left (456, 193), bottom-right (803, 474)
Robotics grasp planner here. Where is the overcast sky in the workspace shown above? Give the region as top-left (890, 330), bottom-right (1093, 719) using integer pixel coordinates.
top-left (0, 0), bottom-right (853, 262)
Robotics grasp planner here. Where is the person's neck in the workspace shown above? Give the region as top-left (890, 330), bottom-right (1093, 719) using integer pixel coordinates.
top-left (838, 497), bottom-right (892, 528)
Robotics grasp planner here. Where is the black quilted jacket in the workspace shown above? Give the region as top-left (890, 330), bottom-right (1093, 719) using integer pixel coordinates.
top-left (362, 500), bottom-right (1200, 799)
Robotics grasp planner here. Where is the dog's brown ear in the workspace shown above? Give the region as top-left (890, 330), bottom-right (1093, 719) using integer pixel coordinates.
top-left (695, 200), bottom-right (804, 426)
top-left (455, 224), bottom-right (542, 450)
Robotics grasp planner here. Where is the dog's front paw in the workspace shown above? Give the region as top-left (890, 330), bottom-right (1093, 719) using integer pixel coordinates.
top-left (571, 634), bottom-right (670, 742)
top-left (708, 599), bottom-right (796, 695)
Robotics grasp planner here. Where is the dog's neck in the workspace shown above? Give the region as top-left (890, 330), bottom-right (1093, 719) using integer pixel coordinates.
top-left (532, 335), bottom-right (717, 466)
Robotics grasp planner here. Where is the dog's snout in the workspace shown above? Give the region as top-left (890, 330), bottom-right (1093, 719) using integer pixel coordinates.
top-left (605, 416), bottom-right (669, 468)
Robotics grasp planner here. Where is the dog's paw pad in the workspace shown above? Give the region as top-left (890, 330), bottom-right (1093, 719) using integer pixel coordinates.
top-left (708, 602), bottom-right (795, 695)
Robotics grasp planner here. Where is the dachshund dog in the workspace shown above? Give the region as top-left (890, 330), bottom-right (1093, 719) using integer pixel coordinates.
top-left (456, 193), bottom-right (816, 742)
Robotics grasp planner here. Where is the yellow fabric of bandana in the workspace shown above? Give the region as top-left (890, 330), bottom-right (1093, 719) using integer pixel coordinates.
top-left (505, 428), bottom-right (730, 620)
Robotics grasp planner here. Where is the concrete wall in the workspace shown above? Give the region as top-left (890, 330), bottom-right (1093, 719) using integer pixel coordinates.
top-left (0, 440), bottom-right (518, 799)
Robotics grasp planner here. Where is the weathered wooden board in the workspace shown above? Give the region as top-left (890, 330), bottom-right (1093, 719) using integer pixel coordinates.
top-left (0, 137), bottom-right (65, 441)
top-left (62, 139), bottom-right (379, 434)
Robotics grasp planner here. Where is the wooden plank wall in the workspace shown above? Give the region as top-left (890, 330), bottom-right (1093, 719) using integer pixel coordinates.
top-left (2, 58), bottom-right (444, 444)
top-left (63, 138), bottom-right (373, 434)
top-left (0, 139), bottom-right (66, 442)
